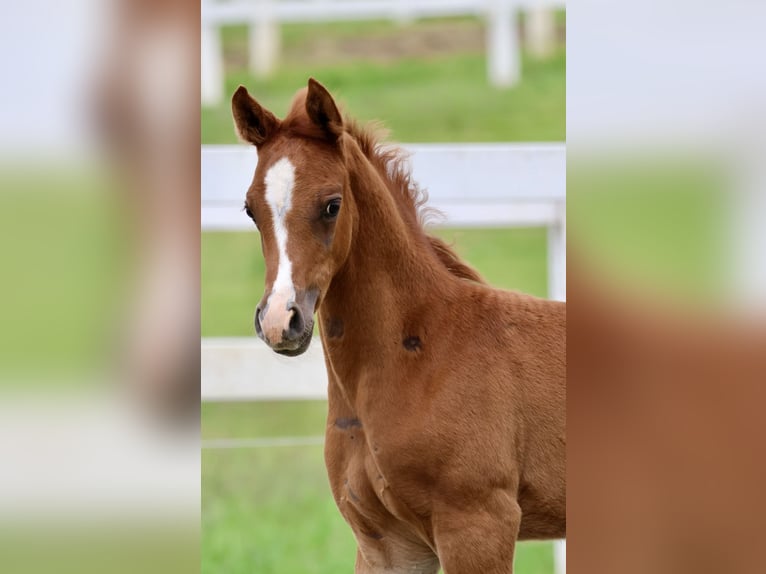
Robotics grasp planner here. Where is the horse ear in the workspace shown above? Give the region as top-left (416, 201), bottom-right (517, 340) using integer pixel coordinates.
top-left (231, 85), bottom-right (279, 147)
top-left (305, 78), bottom-right (343, 140)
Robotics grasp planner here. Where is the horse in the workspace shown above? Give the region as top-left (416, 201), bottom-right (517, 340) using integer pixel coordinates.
top-left (232, 78), bottom-right (566, 573)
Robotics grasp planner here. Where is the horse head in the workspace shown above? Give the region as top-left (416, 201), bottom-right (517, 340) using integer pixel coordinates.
top-left (232, 79), bottom-right (355, 356)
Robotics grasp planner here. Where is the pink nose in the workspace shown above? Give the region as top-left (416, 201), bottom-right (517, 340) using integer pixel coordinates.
top-left (255, 301), bottom-right (305, 347)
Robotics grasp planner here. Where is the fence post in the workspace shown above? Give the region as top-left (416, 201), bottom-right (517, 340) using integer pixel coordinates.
top-left (548, 201), bottom-right (566, 301)
top-left (732, 148), bottom-right (766, 308)
top-left (201, 18), bottom-right (224, 106)
top-left (249, 0), bottom-right (280, 77)
top-left (394, 0), bottom-right (416, 25)
top-left (524, 8), bottom-right (556, 59)
top-left (554, 539), bottom-right (567, 574)
top-left (486, 0), bottom-right (520, 88)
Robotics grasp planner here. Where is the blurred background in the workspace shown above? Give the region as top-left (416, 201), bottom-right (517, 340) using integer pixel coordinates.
top-left (568, 2), bottom-right (766, 573)
top-left (0, 1), bottom-right (199, 573)
top-left (200, 1), bottom-right (565, 573)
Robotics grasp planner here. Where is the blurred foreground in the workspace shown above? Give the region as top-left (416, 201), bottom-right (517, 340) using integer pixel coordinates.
top-left (568, 2), bottom-right (766, 573)
top-left (0, 1), bottom-right (199, 572)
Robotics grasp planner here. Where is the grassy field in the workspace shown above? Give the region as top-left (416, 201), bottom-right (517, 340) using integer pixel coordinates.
top-left (202, 18), bottom-right (565, 144)
top-left (568, 160), bottom-right (725, 303)
top-left (202, 51), bottom-right (565, 143)
top-left (0, 171), bottom-right (126, 385)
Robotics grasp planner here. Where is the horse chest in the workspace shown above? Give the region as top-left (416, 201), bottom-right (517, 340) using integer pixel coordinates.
top-left (327, 420), bottom-right (431, 549)
top-left (329, 422), bottom-right (391, 519)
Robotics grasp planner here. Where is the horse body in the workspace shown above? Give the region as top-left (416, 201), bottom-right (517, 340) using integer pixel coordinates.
top-left (232, 79), bottom-right (565, 573)
top-left (318, 159), bottom-right (565, 571)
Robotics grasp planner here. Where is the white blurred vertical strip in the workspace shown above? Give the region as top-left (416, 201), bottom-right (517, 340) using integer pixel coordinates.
top-left (394, 0), bottom-right (415, 26)
top-left (525, 7), bottom-right (555, 59)
top-left (732, 138), bottom-right (766, 311)
top-left (486, 0), bottom-right (520, 88)
top-left (0, 0), bottom-right (104, 157)
top-left (554, 539), bottom-right (567, 574)
top-left (201, 9), bottom-right (224, 106)
top-left (249, 0), bottom-right (280, 77)
top-left (548, 201), bottom-right (566, 301)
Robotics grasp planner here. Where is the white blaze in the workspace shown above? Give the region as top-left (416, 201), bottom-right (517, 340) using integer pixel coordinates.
top-left (264, 157), bottom-right (296, 311)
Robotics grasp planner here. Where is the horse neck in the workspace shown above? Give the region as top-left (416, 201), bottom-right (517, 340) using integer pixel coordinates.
top-left (318, 142), bottom-right (455, 389)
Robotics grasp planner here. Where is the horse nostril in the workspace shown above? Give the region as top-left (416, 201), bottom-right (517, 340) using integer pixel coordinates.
top-left (254, 306), bottom-right (264, 337)
top-left (285, 303), bottom-right (304, 341)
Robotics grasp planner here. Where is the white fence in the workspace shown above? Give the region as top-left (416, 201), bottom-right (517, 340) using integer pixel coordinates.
top-left (201, 142), bottom-right (566, 573)
top-left (201, 0), bottom-right (564, 105)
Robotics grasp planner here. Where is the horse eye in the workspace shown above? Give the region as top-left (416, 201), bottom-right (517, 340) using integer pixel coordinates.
top-left (324, 198), bottom-right (341, 220)
top-left (244, 205), bottom-right (259, 228)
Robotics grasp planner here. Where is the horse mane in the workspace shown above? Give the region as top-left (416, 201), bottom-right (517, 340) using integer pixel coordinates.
top-left (345, 118), bottom-right (485, 283)
top-left (281, 89), bottom-right (484, 284)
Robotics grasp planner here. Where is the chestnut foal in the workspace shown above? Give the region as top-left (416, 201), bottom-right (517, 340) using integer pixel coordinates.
top-left (232, 79), bottom-right (566, 574)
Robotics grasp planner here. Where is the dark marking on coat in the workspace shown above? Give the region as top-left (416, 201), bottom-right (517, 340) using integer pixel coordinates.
top-left (335, 417), bottom-right (362, 430)
top-left (361, 529), bottom-right (383, 540)
top-left (345, 479), bottom-right (361, 503)
top-left (403, 335), bottom-right (422, 351)
top-left (326, 317), bottom-right (344, 338)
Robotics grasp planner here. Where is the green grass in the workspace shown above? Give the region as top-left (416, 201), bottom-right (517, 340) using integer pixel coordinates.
top-left (202, 400), bottom-right (329, 439)
top-left (202, 227), bottom-right (548, 337)
top-left (202, 15), bottom-right (565, 145)
top-left (0, 169), bottom-right (127, 385)
top-left (203, 51), bottom-right (565, 144)
top-left (568, 159), bottom-right (725, 302)
top-left (203, 445), bottom-right (355, 574)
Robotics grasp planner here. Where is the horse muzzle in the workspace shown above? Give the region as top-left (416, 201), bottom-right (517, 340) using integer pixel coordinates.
top-left (255, 289), bottom-right (318, 356)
